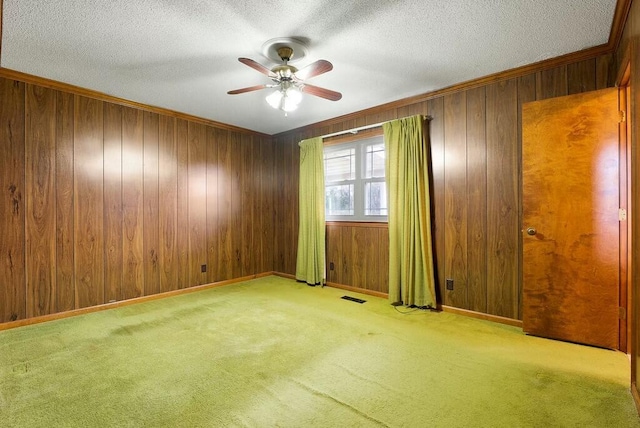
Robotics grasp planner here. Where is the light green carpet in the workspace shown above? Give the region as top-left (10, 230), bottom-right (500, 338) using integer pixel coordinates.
top-left (1, 276), bottom-right (638, 427)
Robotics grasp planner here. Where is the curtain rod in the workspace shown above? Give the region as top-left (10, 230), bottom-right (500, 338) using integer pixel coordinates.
top-left (319, 115), bottom-right (432, 140)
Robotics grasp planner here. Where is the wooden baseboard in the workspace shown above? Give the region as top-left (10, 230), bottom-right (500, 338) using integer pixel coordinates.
top-left (0, 272), bottom-right (273, 331)
top-left (440, 305), bottom-right (523, 328)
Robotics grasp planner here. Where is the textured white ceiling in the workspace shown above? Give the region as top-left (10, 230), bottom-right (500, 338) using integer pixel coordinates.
top-left (1, 0), bottom-right (617, 135)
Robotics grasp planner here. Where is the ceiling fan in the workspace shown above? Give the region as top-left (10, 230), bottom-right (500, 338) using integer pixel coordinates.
top-left (227, 40), bottom-right (342, 113)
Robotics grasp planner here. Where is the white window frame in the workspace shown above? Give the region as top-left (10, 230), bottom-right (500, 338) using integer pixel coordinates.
top-left (324, 135), bottom-right (387, 222)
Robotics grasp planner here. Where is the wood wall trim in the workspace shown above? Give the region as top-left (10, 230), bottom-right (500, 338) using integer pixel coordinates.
top-left (609, 0), bottom-right (633, 50)
top-left (0, 67), bottom-right (270, 138)
top-left (325, 221), bottom-right (388, 228)
top-left (440, 305), bottom-right (523, 328)
top-left (0, 272), bottom-right (273, 331)
top-left (273, 44), bottom-right (613, 139)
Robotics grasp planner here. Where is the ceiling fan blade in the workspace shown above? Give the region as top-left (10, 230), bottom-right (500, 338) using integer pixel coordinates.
top-left (302, 84), bottom-right (342, 101)
top-left (227, 84), bottom-right (269, 95)
top-left (238, 58), bottom-right (276, 78)
top-left (295, 60), bottom-right (333, 80)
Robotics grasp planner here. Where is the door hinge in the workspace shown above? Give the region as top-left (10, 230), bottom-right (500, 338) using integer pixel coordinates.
top-left (619, 208), bottom-right (627, 221)
top-left (619, 307), bottom-right (627, 320)
top-left (619, 110), bottom-right (627, 123)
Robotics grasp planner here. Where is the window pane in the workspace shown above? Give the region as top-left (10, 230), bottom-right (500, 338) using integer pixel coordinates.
top-left (326, 184), bottom-right (354, 216)
top-left (325, 148), bottom-right (355, 182)
top-left (365, 143), bottom-right (385, 178)
top-left (365, 181), bottom-right (387, 216)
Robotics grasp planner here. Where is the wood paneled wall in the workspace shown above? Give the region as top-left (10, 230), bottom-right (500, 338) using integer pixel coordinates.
top-left (273, 53), bottom-right (616, 320)
top-left (326, 223), bottom-right (389, 294)
top-left (0, 77), bottom-right (275, 323)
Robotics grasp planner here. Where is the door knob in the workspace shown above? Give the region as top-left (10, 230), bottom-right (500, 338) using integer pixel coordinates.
top-left (526, 227), bottom-right (537, 236)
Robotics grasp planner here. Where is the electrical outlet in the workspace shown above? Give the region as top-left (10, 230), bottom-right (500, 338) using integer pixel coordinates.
top-left (329, 262), bottom-right (335, 271)
top-left (201, 264), bottom-right (207, 273)
top-left (446, 278), bottom-right (454, 290)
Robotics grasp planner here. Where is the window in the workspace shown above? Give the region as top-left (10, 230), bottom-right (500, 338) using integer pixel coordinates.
top-left (324, 136), bottom-right (387, 222)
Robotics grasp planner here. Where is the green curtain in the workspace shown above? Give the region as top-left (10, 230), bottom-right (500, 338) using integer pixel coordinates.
top-left (383, 115), bottom-right (436, 307)
top-left (295, 137), bottom-right (325, 285)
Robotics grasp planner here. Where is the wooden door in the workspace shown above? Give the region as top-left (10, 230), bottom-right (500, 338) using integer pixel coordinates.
top-left (522, 88), bottom-right (620, 349)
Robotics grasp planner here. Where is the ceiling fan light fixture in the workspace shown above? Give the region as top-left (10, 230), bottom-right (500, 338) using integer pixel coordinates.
top-left (266, 84), bottom-right (303, 113)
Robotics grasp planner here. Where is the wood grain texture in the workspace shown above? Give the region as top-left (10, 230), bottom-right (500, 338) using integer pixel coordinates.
top-left (73, 95), bottom-right (104, 308)
top-left (522, 88), bottom-right (619, 349)
top-left (444, 91), bottom-right (468, 308)
top-left (567, 59), bottom-right (596, 95)
top-left (230, 132), bottom-right (243, 279)
top-left (536, 66), bottom-right (568, 100)
top-left (596, 53), bottom-right (616, 89)
top-left (465, 86), bottom-right (487, 313)
top-left (216, 128), bottom-right (232, 281)
top-left (55, 91), bottom-right (75, 312)
top-left (175, 119), bottom-right (190, 289)
top-left (206, 127), bottom-right (219, 284)
top-left (103, 103), bottom-right (123, 303)
top-left (427, 97), bottom-right (446, 302)
top-left (260, 137), bottom-right (275, 273)
top-left (241, 134), bottom-right (254, 275)
top-left (187, 122), bottom-right (208, 286)
top-left (0, 79), bottom-right (26, 322)
top-left (485, 80), bottom-right (519, 319)
top-left (25, 84), bottom-right (56, 317)
top-left (516, 73), bottom-right (537, 320)
top-left (326, 224), bottom-right (342, 284)
top-left (143, 112), bottom-right (160, 295)
top-left (121, 106), bottom-right (144, 299)
top-left (158, 115), bottom-right (178, 293)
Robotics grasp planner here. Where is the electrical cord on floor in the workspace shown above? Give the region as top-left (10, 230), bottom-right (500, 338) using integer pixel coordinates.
top-left (393, 304), bottom-right (438, 315)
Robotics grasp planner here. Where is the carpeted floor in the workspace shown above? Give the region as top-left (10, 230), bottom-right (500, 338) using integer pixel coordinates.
top-left (1, 276), bottom-right (638, 427)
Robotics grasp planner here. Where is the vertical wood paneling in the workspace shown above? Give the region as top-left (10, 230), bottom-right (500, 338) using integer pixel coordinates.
top-left (206, 127), bottom-right (219, 283)
top-left (517, 74), bottom-right (537, 320)
top-left (378, 227), bottom-right (389, 293)
top-left (260, 137), bottom-right (275, 273)
top-left (158, 115), bottom-right (178, 292)
top-left (466, 86), bottom-right (487, 313)
top-left (326, 224), bottom-right (342, 284)
top-left (103, 103), bottom-right (123, 303)
top-left (250, 137), bottom-right (262, 275)
top-left (175, 119), bottom-right (190, 289)
top-left (230, 132), bottom-right (243, 278)
top-left (73, 95), bottom-right (104, 308)
top-left (188, 122), bottom-right (208, 286)
top-left (596, 53), bottom-right (616, 90)
top-left (217, 128), bottom-right (232, 281)
top-left (486, 79), bottom-right (519, 319)
top-left (241, 134), bottom-right (254, 275)
top-left (536, 66), bottom-right (568, 100)
top-left (340, 225), bottom-right (353, 286)
top-left (290, 139), bottom-right (300, 275)
top-left (25, 84), bottom-right (56, 317)
top-left (55, 91), bottom-right (75, 312)
top-left (121, 106), bottom-right (144, 299)
top-left (143, 112), bottom-right (160, 294)
top-left (273, 137), bottom-right (285, 272)
top-left (0, 79), bottom-right (26, 322)
top-left (427, 97), bottom-right (446, 302)
top-left (567, 59), bottom-right (596, 95)
top-left (444, 92), bottom-right (468, 308)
